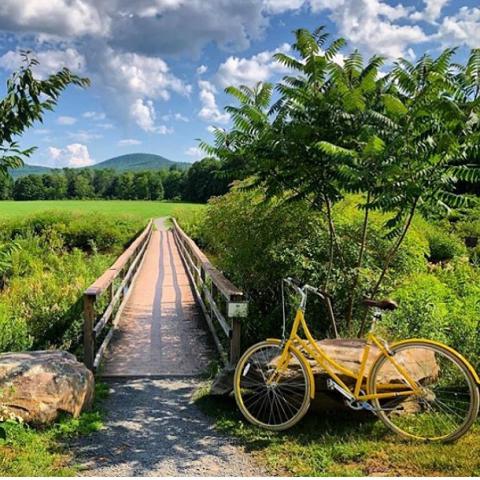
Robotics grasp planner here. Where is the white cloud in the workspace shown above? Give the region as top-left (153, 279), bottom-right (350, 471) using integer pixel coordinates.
top-left (118, 138), bottom-right (142, 146)
top-left (309, 0), bottom-right (427, 58)
top-left (0, 0), bottom-right (107, 37)
top-left (97, 122), bottom-right (114, 129)
top-left (161, 112), bottom-right (189, 122)
top-left (129, 98), bottom-right (173, 133)
top-left (198, 80), bottom-right (230, 124)
top-left (410, 0), bottom-right (449, 23)
top-left (185, 146), bottom-right (203, 158)
top-left (88, 47), bottom-right (190, 131)
top-left (57, 115), bottom-right (77, 125)
top-left (436, 7), bottom-right (480, 49)
top-left (207, 125), bottom-right (217, 133)
top-left (216, 43), bottom-right (291, 87)
top-left (196, 65), bottom-right (208, 75)
top-left (67, 130), bottom-right (103, 142)
top-left (82, 111), bottom-right (106, 121)
top-left (263, 0), bottom-right (306, 14)
top-left (0, 47), bottom-right (85, 79)
top-left (47, 143), bottom-right (94, 167)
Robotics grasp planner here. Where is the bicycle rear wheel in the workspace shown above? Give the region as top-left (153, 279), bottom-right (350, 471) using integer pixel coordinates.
top-left (234, 340), bottom-right (311, 431)
top-left (368, 340), bottom-right (479, 442)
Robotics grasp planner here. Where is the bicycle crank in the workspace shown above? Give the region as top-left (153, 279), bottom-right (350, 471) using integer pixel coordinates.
top-left (326, 379), bottom-right (376, 413)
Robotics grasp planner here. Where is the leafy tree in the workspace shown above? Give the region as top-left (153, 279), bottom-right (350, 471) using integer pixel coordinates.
top-left (183, 158), bottom-right (229, 202)
top-left (13, 175), bottom-right (44, 200)
top-left (201, 27), bottom-right (480, 335)
top-left (42, 173), bottom-right (67, 199)
top-left (0, 175), bottom-right (13, 199)
top-left (0, 52), bottom-right (89, 176)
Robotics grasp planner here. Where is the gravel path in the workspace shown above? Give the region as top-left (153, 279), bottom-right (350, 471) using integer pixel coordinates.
top-left (72, 378), bottom-right (267, 477)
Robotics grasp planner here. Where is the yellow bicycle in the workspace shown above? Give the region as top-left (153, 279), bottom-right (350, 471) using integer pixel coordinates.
top-left (234, 278), bottom-right (480, 442)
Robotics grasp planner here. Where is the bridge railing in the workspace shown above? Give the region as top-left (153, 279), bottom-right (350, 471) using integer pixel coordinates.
top-left (83, 220), bottom-right (154, 371)
top-left (171, 218), bottom-right (248, 366)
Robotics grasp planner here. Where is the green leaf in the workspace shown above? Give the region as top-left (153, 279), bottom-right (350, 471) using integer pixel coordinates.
top-left (382, 94), bottom-right (408, 116)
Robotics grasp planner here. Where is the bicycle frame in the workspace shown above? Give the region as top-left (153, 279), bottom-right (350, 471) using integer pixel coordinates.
top-left (270, 306), bottom-right (421, 402)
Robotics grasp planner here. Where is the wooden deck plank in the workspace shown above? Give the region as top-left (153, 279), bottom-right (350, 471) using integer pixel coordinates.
top-left (100, 219), bottom-right (213, 377)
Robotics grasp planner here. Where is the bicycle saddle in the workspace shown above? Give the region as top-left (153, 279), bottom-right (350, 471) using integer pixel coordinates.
top-left (362, 298), bottom-right (398, 311)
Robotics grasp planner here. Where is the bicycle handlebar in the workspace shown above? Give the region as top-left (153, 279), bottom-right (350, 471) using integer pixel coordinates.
top-left (284, 277), bottom-right (326, 300)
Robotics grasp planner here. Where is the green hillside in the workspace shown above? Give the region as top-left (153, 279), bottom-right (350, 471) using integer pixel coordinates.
top-left (91, 153), bottom-right (190, 172)
top-left (10, 153), bottom-right (190, 178)
top-left (10, 164), bottom-right (53, 179)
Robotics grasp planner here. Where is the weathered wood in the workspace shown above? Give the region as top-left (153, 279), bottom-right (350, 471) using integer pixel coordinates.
top-left (171, 218), bottom-right (243, 299)
top-left (85, 220), bottom-right (153, 298)
top-left (83, 220), bottom-right (154, 371)
top-left (172, 217), bottom-right (246, 366)
top-left (230, 318), bottom-right (241, 365)
top-left (83, 294), bottom-right (96, 371)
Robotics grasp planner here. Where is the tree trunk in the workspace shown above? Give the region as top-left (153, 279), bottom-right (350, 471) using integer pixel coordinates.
top-left (345, 191), bottom-right (370, 333)
top-left (358, 198), bottom-right (418, 336)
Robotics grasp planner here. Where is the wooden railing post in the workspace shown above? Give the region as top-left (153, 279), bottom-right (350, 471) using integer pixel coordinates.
top-left (83, 293), bottom-right (96, 371)
top-left (230, 317), bottom-right (241, 365)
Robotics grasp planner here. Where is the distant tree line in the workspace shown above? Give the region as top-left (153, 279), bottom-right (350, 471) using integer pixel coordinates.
top-left (1, 158), bottom-right (230, 203)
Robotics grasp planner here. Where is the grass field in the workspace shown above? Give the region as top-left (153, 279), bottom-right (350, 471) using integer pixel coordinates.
top-left (0, 200), bottom-right (204, 219)
top-left (195, 389), bottom-right (480, 476)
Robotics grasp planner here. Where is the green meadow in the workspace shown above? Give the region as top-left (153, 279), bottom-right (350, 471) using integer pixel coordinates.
top-left (0, 200), bottom-right (204, 219)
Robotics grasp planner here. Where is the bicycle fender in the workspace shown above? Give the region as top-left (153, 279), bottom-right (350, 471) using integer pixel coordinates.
top-left (266, 338), bottom-right (316, 399)
top-left (391, 338), bottom-right (480, 385)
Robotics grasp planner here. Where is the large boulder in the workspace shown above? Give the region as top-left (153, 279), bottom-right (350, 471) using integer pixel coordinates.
top-left (0, 350), bottom-right (94, 424)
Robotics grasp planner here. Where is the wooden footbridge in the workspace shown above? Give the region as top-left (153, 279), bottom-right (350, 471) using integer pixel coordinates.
top-left (82, 218), bottom-right (248, 376)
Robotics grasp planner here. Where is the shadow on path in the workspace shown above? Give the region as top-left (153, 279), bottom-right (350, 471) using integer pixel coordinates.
top-left (71, 378), bottom-right (265, 477)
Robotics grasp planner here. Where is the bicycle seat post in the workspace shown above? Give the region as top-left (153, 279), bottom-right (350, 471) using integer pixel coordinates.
top-left (369, 308), bottom-right (382, 333)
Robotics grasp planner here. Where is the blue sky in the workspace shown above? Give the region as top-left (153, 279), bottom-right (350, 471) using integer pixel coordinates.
top-left (0, 0), bottom-right (478, 167)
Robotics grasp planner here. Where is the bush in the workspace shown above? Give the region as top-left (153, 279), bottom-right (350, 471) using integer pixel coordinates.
top-left (197, 188), bottom-right (431, 342)
top-left (0, 211), bottom-right (145, 353)
top-left (425, 224), bottom-right (467, 263)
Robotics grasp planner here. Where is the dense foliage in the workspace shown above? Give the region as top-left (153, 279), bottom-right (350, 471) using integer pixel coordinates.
top-left (200, 27), bottom-right (480, 336)
top-left (0, 52), bottom-right (89, 174)
top-left (0, 157), bottom-right (229, 203)
top-left (0, 211), bottom-right (144, 354)
top-left (180, 187), bottom-right (480, 367)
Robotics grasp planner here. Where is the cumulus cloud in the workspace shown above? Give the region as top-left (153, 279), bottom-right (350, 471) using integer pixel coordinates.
top-left (309, 0), bottom-right (427, 58)
top-left (0, 0), bottom-right (107, 37)
top-left (118, 138), bottom-right (142, 146)
top-left (0, 47), bottom-right (85, 79)
top-left (410, 0), bottom-right (450, 23)
top-left (216, 43), bottom-right (291, 87)
top-left (436, 7), bottom-right (480, 49)
top-left (198, 80), bottom-right (230, 124)
top-left (57, 116), bottom-right (77, 125)
top-left (185, 146), bottom-right (203, 158)
top-left (84, 47), bottom-right (190, 131)
top-left (129, 98), bottom-right (173, 133)
top-left (47, 143), bottom-right (94, 167)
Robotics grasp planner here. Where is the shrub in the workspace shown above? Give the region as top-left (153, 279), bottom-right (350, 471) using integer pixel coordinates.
top-left (425, 224), bottom-right (467, 263)
top-left (198, 188), bottom-right (431, 342)
top-left (0, 211), bottom-right (145, 353)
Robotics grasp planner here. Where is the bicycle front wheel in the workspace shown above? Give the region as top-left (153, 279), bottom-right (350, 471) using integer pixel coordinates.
top-left (368, 340), bottom-right (479, 442)
top-left (234, 340), bottom-right (311, 431)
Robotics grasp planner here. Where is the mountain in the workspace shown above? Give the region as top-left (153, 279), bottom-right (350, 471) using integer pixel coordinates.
top-left (9, 153), bottom-right (190, 178)
top-left (10, 164), bottom-right (53, 179)
top-left (90, 153), bottom-right (190, 172)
